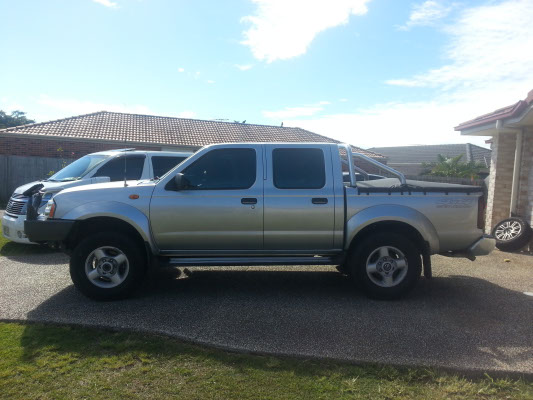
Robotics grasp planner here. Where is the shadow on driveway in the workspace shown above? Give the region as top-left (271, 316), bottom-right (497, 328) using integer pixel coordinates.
top-left (23, 268), bottom-right (533, 376)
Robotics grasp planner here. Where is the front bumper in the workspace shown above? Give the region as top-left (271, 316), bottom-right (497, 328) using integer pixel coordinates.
top-left (2, 214), bottom-right (33, 244)
top-left (24, 219), bottom-right (75, 243)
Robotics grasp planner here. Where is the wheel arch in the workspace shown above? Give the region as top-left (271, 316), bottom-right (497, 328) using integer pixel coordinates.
top-left (345, 205), bottom-right (439, 254)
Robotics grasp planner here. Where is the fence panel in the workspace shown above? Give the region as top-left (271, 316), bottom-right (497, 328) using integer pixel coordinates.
top-left (0, 155), bottom-right (74, 204)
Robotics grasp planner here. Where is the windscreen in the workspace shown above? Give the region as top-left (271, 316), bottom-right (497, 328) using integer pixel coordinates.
top-left (48, 155), bottom-right (109, 182)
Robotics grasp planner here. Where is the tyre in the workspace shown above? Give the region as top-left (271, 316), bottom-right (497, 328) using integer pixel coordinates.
top-left (349, 232), bottom-right (422, 300)
top-left (70, 232), bottom-right (146, 300)
top-left (492, 217), bottom-right (532, 252)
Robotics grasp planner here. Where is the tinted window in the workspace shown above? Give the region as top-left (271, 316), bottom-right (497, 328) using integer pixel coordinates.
top-left (93, 155), bottom-right (145, 181)
top-left (273, 148), bottom-right (325, 189)
top-left (152, 156), bottom-right (187, 178)
top-left (182, 148), bottom-right (256, 190)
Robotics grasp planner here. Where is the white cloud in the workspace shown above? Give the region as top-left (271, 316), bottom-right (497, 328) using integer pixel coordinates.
top-left (282, 0), bottom-right (533, 147)
top-left (241, 0), bottom-right (372, 62)
top-left (37, 95), bottom-right (153, 117)
top-left (399, 1), bottom-right (454, 30)
top-left (263, 105), bottom-right (324, 119)
top-left (339, 98), bottom-right (349, 102)
top-left (388, 0), bottom-right (533, 90)
top-left (206, 80), bottom-right (215, 84)
top-left (235, 64), bottom-right (253, 71)
top-left (92, 0), bottom-right (118, 8)
top-left (178, 67), bottom-right (185, 73)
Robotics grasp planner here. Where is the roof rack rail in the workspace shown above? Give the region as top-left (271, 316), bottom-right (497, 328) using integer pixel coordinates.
top-left (108, 148), bottom-right (136, 152)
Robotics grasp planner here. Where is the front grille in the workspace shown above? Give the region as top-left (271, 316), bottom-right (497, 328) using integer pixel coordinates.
top-left (6, 195), bottom-right (29, 216)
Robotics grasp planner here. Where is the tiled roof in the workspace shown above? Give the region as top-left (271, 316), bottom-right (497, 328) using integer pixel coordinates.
top-left (0, 111), bottom-right (385, 159)
top-left (455, 88), bottom-right (533, 130)
top-left (368, 143), bottom-right (491, 167)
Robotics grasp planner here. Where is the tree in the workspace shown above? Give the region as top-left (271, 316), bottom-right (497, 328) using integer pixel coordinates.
top-left (0, 110), bottom-right (35, 129)
top-left (420, 154), bottom-right (484, 179)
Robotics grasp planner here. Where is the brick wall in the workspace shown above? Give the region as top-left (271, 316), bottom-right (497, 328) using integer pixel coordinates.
top-left (485, 132), bottom-right (516, 232)
top-left (0, 136), bottom-right (164, 159)
top-left (516, 128), bottom-right (533, 226)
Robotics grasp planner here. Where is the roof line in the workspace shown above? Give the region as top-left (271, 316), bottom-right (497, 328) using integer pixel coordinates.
top-left (0, 110), bottom-right (317, 133)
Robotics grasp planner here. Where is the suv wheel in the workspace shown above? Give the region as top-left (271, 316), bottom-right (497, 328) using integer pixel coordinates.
top-left (350, 233), bottom-right (421, 300)
top-left (70, 232), bottom-right (146, 300)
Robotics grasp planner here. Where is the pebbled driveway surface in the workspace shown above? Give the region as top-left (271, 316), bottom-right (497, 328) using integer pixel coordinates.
top-left (0, 248), bottom-right (532, 377)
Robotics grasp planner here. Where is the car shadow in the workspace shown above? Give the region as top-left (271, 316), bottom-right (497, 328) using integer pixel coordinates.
top-left (1, 241), bottom-right (59, 258)
top-left (21, 268), bottom-right (533, 377)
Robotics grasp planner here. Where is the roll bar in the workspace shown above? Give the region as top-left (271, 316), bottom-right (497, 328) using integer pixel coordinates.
top-left (338, 144), bottom-right (406, 187)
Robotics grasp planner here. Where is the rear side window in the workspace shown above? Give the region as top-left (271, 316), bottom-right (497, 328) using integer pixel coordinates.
top-left (182, 148), bottom-right (256, 190)
top-left (152, 156), bottom-right (187, 178)
top-left (273, 148), bottom-right (325, 189)
top-left (93, 155), bottom-right (145, 181)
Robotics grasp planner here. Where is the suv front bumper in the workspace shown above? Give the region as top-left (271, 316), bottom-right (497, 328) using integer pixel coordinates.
top-left (24, 219), bottom-right (75, 243)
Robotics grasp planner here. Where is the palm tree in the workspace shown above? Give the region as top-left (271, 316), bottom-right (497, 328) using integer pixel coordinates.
top-left (420, 154), bottom-right (484, 179)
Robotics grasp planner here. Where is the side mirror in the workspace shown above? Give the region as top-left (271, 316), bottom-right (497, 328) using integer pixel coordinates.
top-left (174, 173), bottom-right (190, 190)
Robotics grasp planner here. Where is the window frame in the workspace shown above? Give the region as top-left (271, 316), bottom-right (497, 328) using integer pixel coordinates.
top-left (170, 148), bottom-right (258, 191)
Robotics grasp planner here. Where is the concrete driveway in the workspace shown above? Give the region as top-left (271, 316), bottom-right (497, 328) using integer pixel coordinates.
top-left (0, 247), bottom-right (532, 377)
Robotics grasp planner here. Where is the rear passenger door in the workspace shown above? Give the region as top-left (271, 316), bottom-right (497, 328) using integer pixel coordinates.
top-left (264, 145), bottom-right (335, 250)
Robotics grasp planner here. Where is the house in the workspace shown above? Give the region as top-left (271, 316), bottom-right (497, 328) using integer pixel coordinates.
top-left (455, 89), bottom-right (533, 232)
top-left (367, 143), bottom-right (491, 177)
top-left (0, 111), bottom-right (387, 202)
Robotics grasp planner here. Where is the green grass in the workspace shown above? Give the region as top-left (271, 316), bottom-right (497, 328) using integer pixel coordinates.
top-left (0, 222), bottom-right (57, 256)
top-left (0, 322), bottom-right (531, 400)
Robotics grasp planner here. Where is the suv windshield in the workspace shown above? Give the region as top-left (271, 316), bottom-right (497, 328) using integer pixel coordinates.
top-left (48, 155), bottom-right (110, 182)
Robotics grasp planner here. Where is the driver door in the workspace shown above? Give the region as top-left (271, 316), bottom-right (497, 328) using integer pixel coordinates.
top-left (150, 145), bottom-right (264, 251)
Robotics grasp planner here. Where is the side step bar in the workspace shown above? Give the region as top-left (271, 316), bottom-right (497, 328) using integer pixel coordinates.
top-left (159, 256), bottom-right (344, 267)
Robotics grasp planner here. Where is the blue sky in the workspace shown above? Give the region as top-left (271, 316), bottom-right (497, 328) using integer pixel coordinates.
top-left (1, 0), bottom-right (532, 148)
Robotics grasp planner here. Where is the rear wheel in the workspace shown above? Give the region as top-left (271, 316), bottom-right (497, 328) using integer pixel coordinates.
top-left (70, 232), bottom-right (146, 300)
top-left (350, 233), bottom-right (421, 300)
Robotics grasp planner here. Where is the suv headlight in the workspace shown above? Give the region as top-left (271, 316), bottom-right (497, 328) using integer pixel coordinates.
top-left (43, 200), bottom-right (56, 219)
top-left (39, 192), bottom-right (55, 208)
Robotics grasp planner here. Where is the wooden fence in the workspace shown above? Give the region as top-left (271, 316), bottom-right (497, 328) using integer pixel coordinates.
top-left (0, 155), bottom-right (74, 204)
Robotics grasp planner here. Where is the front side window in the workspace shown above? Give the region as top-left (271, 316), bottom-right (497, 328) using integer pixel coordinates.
top-left (273, 148), bottom-right (325, 189)
top-left (93, 155), bottom-right (145, 181)
top-left (181, 148), bottom-right (256, 190)
top-left (152, 156), bottom-right (187, 178)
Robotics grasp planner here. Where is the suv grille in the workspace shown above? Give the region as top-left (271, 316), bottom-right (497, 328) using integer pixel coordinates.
top-left (6, 194), bottom-right (29, 216)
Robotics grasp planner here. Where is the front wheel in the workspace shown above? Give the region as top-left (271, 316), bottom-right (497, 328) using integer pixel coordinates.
top-left (350, 233), bottom-right (422, 300)
top-left (70, 232), bottom-right (146, 300)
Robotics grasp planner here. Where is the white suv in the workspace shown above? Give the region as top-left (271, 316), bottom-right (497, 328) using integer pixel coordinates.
top-left (2, 149), bottom-right (192, 244)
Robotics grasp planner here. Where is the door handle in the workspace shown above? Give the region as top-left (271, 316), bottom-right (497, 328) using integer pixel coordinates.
top-left (312, 198), bottom-right (328, 204)
top-left (241, 198), bottom-right (258, 205)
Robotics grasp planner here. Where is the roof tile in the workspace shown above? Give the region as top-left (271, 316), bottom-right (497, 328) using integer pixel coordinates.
top-left (0, 111), bottom-right (385, 159)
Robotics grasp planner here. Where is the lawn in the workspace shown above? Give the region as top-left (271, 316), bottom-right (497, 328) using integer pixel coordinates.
top-left (0, 322), bottom-right (531, 400)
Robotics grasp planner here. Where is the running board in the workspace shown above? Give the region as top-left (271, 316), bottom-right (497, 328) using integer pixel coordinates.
top-left (159, 256), bottom-right (344, 267)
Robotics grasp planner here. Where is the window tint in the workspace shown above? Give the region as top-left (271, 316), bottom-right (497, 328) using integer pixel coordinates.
top-left (93, 155), bottom-right (145, 181)
top-left (152, 156), bottom-right (187, 178)
top-left (273, 148), bottom-right (325, 189)
top-left (181, 148), bottom-right (256, 190)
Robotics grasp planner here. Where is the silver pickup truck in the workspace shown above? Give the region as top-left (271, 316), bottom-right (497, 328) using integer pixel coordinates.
top-left (24, 143), bottom-right (495, 301)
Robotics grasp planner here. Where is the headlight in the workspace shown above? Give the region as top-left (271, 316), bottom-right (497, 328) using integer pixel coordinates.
top-left (39, 192), bottom-right (55, 208)
top-left (44, 200), bottom-right (56, 219)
